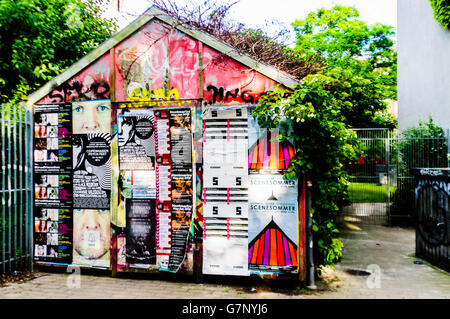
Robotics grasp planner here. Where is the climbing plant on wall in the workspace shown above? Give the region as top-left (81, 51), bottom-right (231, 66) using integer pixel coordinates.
top-left (429, 0), bottom-right (450, 30)
top-left (253, 74), bottom-right (361, 269)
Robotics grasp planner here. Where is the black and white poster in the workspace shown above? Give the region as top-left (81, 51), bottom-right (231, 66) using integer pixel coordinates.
top-left (202, 105), bottom-right (249, 276)
top-left (118, 113), bottom-right (155, 170)
top-left (72, 133), bottom-right (111, 209)
top-left (154, 109), bottom-right (172, 267)
top-left (126, 198), bottom-right (157, 267)
top-left (167, 109), bottom-right (193, 272)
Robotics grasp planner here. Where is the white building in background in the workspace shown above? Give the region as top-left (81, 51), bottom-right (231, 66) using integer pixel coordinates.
top-left (397, 0), bottom-right (450, 131)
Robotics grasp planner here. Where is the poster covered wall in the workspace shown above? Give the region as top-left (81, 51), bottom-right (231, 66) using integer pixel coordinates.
top-left (114, 106), bottom-right (195, 273)
top-left (32, 101), bottom-right (300, 275)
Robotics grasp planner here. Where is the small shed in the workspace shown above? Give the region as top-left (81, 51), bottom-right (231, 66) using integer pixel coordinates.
top-left (27, 6), bottom-right (306, 281)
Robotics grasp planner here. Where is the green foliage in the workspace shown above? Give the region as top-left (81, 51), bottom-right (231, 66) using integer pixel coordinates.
top-left (253, 74), bottom-right (361, 268)
top-left (429, 0), bottom-right (450, 30)
top-left (292, 5), bottom-right (397, 128)
top-left (398, 117), bottom-right (448, 175)
top-left (0, 0), bottom-right (117, 104)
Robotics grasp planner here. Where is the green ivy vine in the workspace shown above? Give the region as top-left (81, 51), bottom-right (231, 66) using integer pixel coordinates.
top-left (253, 74), bottom-right (361, 269)
top-left (429, 0), bottom-right (450, 30)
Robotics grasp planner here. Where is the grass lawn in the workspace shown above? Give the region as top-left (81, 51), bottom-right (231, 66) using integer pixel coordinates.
top-left (348, 182), bottom-right (397, 203)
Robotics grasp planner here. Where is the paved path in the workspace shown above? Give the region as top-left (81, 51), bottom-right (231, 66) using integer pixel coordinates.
top-left (1, 222), bottom-right (449, 299)
top-left (316, 222), bottom-right (450, 299)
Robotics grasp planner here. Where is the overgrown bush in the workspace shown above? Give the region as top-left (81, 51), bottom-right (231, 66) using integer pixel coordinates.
top-left (253, 74), bottom-right (360, 268)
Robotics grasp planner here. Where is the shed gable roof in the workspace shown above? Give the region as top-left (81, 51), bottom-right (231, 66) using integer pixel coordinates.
top-left (26, 6), bottom-right (298, 107)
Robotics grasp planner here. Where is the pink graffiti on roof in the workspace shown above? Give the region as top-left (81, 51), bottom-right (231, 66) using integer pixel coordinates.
top-left (202, 45), bottom-right (277, 105)
top-left (38, 52), bottom-right (112, 104)
top-left (38, 19), bottom-right (279, 106)
top-left (114, 20), bottom-right (170, 102)
top-left (168, 28), bottom-right (199, 99)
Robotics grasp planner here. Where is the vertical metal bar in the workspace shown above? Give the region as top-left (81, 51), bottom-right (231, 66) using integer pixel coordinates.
top-left (7, 104), bottom-right (12, 272)
top-left (305, 180), bottom-right (316, 289)
top-left (1, 104), bottom-right (5, 273)
top-left (12, 105), bottom-right (18, 269)
top-left (386, 129), bottom-right (390, 225)
top-left (18, 104), bottom-right (24, 268)
top-left (27, 107), bottom-right (34, 272)
top-left (447, 129), bottom-right (449, 168)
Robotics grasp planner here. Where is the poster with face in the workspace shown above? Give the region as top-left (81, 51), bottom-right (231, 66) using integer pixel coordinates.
top-left (72, 209), bottom-right (111, 268)
top-left (72, 133), bottom-right (111, 209)
top-left (248, 174), bottom-right (298, 274)
top-left (125, 198), bottom-right (156, 268)
top-left (33, 103), bottom-right (72, 174)
top-left (118, 113), bottom-right (155, 170)
top-left (72, 100), bottom-right (111, 134)
top-left (33, 207), bottom-right (72, 263)
top-left (203, 232), bottom-right (249, 276)
top-left (34, 174), bottom-right (72, 206)
top-left (33, 103), bottom-right (73, 264)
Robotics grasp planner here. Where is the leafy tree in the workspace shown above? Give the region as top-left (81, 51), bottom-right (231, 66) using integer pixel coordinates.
top-left (0, 0), bottom-right (117, 104)
top-left (429, 0), bottom-right (450, 30)
top-left (292, 5), bottom-right (397, 128)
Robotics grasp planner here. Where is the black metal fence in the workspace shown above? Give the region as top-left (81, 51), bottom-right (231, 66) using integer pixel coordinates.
top-left (413, 169), bottom-right (450, 272)
top-left (0, 103), bottom-right (34, 274)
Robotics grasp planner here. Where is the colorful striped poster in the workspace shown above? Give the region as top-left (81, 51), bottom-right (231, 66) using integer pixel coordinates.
top-left (248, 174), bottom-right (298, 274)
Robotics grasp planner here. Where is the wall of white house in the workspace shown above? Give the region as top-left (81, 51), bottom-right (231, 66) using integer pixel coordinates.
top-left (398, 0), bottom-right (450, 131)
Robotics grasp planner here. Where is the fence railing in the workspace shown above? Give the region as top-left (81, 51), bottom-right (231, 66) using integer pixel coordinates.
top-left (344, 128), bottom-right (449, 225)
top-left (0, 103), bottom-right (33, 274)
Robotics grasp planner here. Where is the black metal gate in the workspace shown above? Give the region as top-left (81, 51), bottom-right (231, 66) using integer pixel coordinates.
top-left (342, 129), bottom-right (391, 225)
